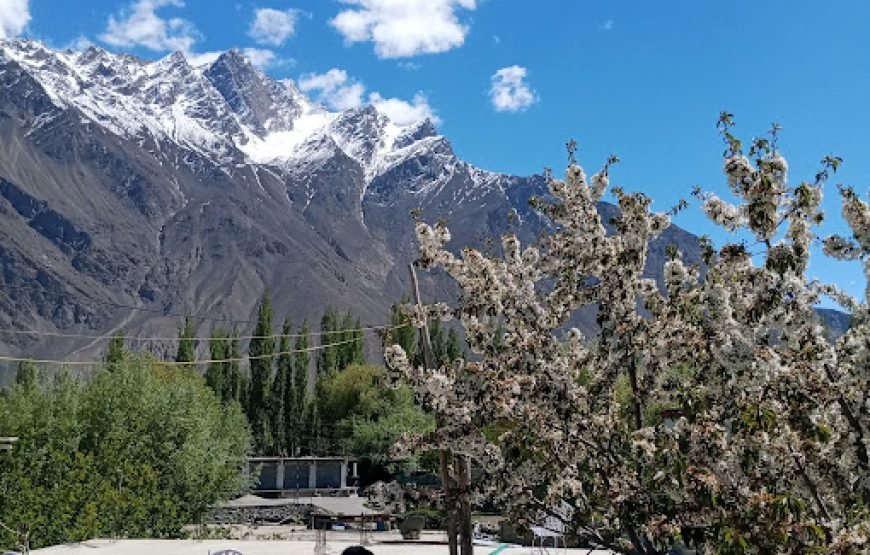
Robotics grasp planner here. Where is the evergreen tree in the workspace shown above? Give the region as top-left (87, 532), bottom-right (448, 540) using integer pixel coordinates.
top-left (206, 328), bottom-right (228, 400)
top-left (175, 316), bottom-right (195, 365)
top-left (226, 327), bottom-right (242, 403)
top-left (389, 298), bottom-right (417, 362)
top-left (272, 318), bottom-right (294, 455)
top-left (248, 292), bottom-right (275, 453)
top-left (339, 310), bottom-right (356, 369)
top-left (318, 307), bottom-right (338, 373)
top-left (303, 394), bottom-right (323, 455)
top-left (429, 318), bottom-right (447, 367)
top-left (105, 334), bottom-right (126, 367)
top-left (291, 320), bottom-right (310, 455)
top-left (445, 327), bottom-right (465, 363)
top-left (351, 317), bottom-right (365, 365)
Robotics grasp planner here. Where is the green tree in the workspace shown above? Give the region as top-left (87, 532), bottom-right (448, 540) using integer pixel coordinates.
top-left (291, 320), bottom-right (310, 455)
top-left (445, 328), bottom-right (465, 363)
top-left (0, 357), bottom-right (251, 550)
top-left (14, 361), bottom-right (37, 389)
top-left (104, 334), bottom-right (126, 366)
top-left (318, 307), bottom-right (339, 373)
top-left (226, 327), bottom-right (242, 403)
top-left (175, 316), bottom-right (195, 365)
top-left (272, 318), bottom-right (294, 455)
top-left (389, 297), bottom-right (417, 363)
top-left (247, 293), bottom-right (275, 453)
top-left (206, 328), bottom-right (228, 400)
top-left (318, 364), bottom-right (434, 471)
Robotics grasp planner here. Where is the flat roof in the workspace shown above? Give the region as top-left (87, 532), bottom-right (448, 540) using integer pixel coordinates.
top-left (248, 456), bottom-right (358, 462)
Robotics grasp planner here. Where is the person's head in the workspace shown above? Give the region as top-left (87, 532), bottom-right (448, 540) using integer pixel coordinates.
top-left (341, 547), bottom-right (373, 555)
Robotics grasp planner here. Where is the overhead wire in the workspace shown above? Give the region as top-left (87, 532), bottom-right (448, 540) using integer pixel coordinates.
top-left (0, 322), bottom-right (407, 342)
top-left (0, 324), bottom-right (407, 367)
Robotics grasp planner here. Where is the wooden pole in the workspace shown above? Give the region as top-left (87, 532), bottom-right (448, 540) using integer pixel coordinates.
top-left (409, 263), bottom-right (459, 555)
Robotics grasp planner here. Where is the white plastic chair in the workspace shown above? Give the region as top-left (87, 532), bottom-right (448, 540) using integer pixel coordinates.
top-left (529, 504), bottom-right (569, 554)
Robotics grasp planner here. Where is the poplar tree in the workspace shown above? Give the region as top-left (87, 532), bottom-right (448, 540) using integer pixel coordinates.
top-left (390, 297), bottom-right (417, 362)
top-left (175, 316), bottom-right (195, 366)
top-left (105, 334), bottom-right (126, 367)
top-left (291, 320), bottom-right (310, 454)
top-left (226, 327), bottom-right (242, 403)
top-left (273, 318), bottom-right (294, 455)
top-left (445, 327), bottom-right (465, 363)
top-left (318, 307), bottom-right (338, 373)
top-left (206, 328), bottom-right (228, 400)
top-left (248, 292), bottom-right (275, 453)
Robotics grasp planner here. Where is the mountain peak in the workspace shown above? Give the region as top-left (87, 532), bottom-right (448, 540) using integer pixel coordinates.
top-left (204, 49), bottom-right (302, 136)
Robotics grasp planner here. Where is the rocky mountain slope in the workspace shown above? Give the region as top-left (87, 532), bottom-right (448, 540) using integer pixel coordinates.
top-left (0, 39), bottom-right (708, 369)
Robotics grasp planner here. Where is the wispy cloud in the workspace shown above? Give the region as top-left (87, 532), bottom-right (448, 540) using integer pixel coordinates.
top-left (242, 47), bottom-right (295, 70)
top-left (398, 61), bottom-right (421, 71)
top-left (330, 0), bottom-right (476, 58)
top-left (100, 0), bottom-right (199, 53)
top-left (0, 0), bottom-right (31, 39)
top-left (599, 19), bottom-right (614, 31)
top-left (298, 67), bottom-right (438, 125)
top-left (248, 7), bottom-right (299, 47)
top-left (489, 65), bottom-right (537, 112)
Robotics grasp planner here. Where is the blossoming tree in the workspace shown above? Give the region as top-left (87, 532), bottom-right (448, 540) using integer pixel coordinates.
top-left (385, 116), bottom-right (868, 554)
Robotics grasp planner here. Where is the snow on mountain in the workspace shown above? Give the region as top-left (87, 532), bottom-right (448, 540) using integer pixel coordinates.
top-left (0, 39), bottom-right (491, 196)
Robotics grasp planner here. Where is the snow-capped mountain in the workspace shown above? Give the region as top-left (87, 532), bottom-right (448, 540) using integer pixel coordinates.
top-left (0, 39), bottom-right (703, 366)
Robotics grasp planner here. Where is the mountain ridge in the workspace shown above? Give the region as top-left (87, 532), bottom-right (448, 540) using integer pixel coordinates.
top-left (0, 39), bottom-right (842, 372)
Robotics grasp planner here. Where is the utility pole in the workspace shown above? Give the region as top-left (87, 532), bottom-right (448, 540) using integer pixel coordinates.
top-left (408, 264), bottom-right (473, 555)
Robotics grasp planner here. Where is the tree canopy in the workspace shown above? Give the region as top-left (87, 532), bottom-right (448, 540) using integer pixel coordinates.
top-left (0, 357), bottom-right (251, 550)
top-left (386, 120), bottom-right (869, 553)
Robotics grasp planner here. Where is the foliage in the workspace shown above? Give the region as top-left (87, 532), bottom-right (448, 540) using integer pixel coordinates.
top-left (104, 334), bottom-right (125, 366)
top-left (318, 307), bottom-right (366, 374)
top-left (206, 327), bottom-right (228, 400)
top-left (175, 316), bottom-right (195, 365)
top-left (0, 357), bottom-right (251, 550)
top-left (386, 121), bottom-right (869, 553)
top-left (315, 364), bottom-right (434, 470)
top-left (291, 320), bottom-right (310, 454)
top-left (247, 292), bottom-right (274, 453)
top-left (272, 319), bottom-right (293, 455)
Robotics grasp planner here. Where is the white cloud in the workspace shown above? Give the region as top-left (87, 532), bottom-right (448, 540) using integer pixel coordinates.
top-left (297, 67), bottom-right (437, 124)
top-left (185, 50), bottom-right (222, 67)
top-left (248, 8), bottom-right (298, 46)
top-left (241, 47), bottom-right (295, 70)
top-left (599, 19), bottom-right (614, 31)
top-left (66, 35), bottom-right (95, 51)
top-left (100, 0), bottom-right (199, 53)
top-left (298, 68), bottom-right (366, 111)
top-left (489, 65), bottom-right (537, 112)
top-left (330, 0), bottom-right (476, 58)
top-left (0, 0), bottom-right (30, 39)
top-left (397, 60), bottom-right (421, 71)
top-left (370, 92), bottom-right (437, 125)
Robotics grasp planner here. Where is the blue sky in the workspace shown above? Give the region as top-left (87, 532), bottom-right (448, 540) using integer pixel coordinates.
top-left (4, 0), bottom-right (869, 299)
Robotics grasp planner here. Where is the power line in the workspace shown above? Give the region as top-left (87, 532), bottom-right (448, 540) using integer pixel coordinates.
top-left (0, 322), bottom-right (407, 342)
top-left (0, 325), bottom-right (404, 368)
